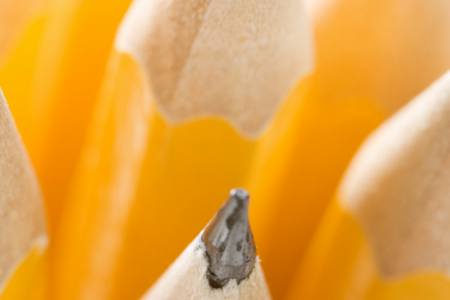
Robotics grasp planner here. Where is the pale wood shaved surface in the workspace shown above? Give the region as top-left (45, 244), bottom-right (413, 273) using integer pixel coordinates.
top-left (340, 71), bottom-right (450, 278)
top-left (0, 0), bottom-right (47, 63)
top-left (115, 0), bottom-right (314, 137)
top-left (0, 91), bottom-right (47, 289)
top-left (141, 234), bottom-right (272, 300)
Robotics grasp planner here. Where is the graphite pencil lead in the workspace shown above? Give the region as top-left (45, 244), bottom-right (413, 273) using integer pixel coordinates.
top-left (202, 188), bottom-right (256, 289)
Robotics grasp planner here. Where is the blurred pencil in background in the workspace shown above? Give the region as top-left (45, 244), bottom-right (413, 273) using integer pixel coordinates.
top-left (248, 0), bottom-right (450, 298)
top-left (30, 0), bottom-right (132, 234)
top-left (0, 0), bottom-right (48, 65)
top-left (0, 0), bottom-right (132, 235)
top-left (287, 71), bottom-right (450, 300)
top-left (0, 0), bottom-right (50, 167)
top-left (53, 0), bottom-right (313, 300)
top-left (1, 1), bottom-right (133, 298)
top-left (0, 0), bottom-right (131, 231)
top-left (0, 91), bottom-right (48, 300)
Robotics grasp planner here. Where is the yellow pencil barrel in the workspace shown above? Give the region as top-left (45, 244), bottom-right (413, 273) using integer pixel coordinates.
top-left (287, 71), bottom-right (450, 300)
top-left (0, 92), bottom-right (48, 300)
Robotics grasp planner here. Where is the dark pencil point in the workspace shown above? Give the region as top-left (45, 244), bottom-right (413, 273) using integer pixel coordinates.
top-left (202, 188), bottom-right (256, 289)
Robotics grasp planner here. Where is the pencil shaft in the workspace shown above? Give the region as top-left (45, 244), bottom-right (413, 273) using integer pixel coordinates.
top-left (287, 71), bottom-right (450, 299)
top-left (0, 92), bottom-right (48, 299)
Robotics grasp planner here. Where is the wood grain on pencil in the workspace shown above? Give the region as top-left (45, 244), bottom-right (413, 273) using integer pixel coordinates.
top-left (340, 70), bottom-right (450, 277)
top-left (116, 0), bottom-right (313, 137)
top-left (141, 237), bottom-right (271, 300)
top-left (0, 91), bottom-right (47, 290)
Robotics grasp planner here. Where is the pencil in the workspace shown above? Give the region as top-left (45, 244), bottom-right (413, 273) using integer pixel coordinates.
top-left (286, 70), bottom-right (450, 299)
top-left (0, 90), bottom-right (48, 300)
top-left (29, 0), bottom-right (133, 233)
top-left (0, 0), bottom-right (50, 167)
top-left (53, 0), bottom-right (313, 299)
top-left (141, 189), bottom-right (271, 300)
top-left (0, 0), bottom-right (46, 64)
top-left (248, 0), bottom-right (450, 297)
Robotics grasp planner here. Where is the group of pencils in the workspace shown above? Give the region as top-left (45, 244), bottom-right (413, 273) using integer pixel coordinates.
top-left (1, 0), bottom-right (450, 299)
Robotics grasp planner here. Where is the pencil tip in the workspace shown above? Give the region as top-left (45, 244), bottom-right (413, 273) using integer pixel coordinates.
top-left (202, 188), bottom-right (256, 288)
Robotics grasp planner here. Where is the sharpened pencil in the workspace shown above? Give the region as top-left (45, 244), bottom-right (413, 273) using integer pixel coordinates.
top-left (141, 189), bottom-right (271, 300)
top-left (287, 70), bottom-right (450, 300)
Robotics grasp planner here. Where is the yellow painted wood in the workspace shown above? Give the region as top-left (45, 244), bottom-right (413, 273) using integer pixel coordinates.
top-left (0, 249), bottom-right (48, 300)
top-left (29, 0), bottom-right (133, 234)
top-left (248, 75), bottom-right (385, 298)
top-left (0, 92), bottom-right (48, 300)
top-left (0, 0), bottom-right (47, 65)
top-left (0, 11), bottom-right (49, 165)
top-left (286, 199), bottom-right (450, 300)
